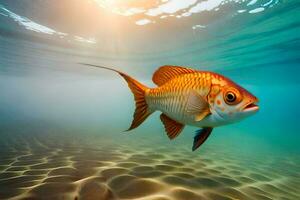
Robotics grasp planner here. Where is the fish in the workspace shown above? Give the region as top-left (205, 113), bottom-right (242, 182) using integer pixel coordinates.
top-left (81, 64), bottom-right (259, 151)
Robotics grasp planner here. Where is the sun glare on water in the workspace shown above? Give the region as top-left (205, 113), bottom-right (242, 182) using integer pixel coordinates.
top-left (93, 0), bottom-right (278, 26)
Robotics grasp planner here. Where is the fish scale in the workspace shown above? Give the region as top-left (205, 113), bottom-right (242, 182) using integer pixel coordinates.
top-left (146, 72), bottom-right (212, 123)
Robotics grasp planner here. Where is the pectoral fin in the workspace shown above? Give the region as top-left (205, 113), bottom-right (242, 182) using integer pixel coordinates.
top-left (192, 127), bottom-right (213, 151)
top-left (160, 114), bottom-right (185, 140)
top-left (187, 90), bottom-right (210, 121)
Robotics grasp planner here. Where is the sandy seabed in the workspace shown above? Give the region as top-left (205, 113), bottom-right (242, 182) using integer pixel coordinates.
top-left (0, 131), bottom-right (299, 200)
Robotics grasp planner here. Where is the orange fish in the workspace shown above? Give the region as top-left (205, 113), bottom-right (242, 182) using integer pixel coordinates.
top-left (82, 64), bottom-right (259, 151)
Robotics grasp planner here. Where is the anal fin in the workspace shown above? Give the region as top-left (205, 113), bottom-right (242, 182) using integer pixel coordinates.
top-left (192, 127), bottom-right (213, 151)
top-left (160, 114), bottom-right (184, 140)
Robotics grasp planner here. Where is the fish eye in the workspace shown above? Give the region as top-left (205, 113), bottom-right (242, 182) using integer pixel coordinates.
top-left (225, 91), bottom-right (237, 104)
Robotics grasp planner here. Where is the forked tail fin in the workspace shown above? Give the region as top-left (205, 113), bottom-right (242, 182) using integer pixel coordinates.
top-left (79, 63), bottom-right (152, 131)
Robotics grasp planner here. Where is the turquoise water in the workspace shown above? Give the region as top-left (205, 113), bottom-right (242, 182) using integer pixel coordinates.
top-left (0, 1), bottom-right (299, 199)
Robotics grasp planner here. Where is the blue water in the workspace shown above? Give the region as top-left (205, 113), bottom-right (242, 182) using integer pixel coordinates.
top-left (0, 1), bottom-right (299, 199)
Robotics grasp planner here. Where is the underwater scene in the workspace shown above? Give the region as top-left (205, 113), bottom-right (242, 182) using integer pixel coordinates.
top-left (0, 0), bottom-right (299, 199)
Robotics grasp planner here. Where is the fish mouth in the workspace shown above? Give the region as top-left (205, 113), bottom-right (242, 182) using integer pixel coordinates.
top-left (243, 102), bottom-right (259, 112)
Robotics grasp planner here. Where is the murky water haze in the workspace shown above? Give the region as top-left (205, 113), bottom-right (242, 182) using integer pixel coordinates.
top-left (0, 0), bottom-right (299, 199)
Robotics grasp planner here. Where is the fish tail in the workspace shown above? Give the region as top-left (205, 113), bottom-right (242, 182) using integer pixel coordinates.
top-left (79, 63), bottom-right (152, 131)
top-left (119, 71), bottom-right (152, 131)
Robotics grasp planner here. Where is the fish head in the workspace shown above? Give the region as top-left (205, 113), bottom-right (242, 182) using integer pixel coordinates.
top-left (210, 82), bottom-right (259, 124)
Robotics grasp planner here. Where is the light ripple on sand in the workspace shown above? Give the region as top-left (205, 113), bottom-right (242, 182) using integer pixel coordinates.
top-left (0, 133), bottom-right (299, 200)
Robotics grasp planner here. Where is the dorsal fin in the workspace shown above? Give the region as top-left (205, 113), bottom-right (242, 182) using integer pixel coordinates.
top-left (152, 65), bottom-right (197, 86)
top-left (160, 114), bottom-right (185, 140)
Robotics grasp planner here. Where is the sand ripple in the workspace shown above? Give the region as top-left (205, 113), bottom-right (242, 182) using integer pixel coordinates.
top-left (0, 133), bottom-right (299, 200)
